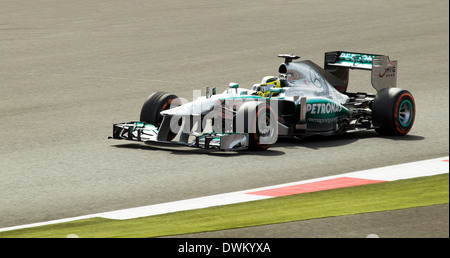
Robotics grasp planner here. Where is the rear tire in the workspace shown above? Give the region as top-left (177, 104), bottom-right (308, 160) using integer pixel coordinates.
top-left (140, 92), bottom-right (181, 141)
top-left (372, 88), bottom-right (415, 136)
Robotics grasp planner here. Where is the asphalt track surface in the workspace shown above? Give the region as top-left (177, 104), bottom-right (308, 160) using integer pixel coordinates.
top-left (0, 0), bottom-right (448, 237)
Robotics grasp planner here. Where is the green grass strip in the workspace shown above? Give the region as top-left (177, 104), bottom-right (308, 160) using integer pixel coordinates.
top-left (1, 174), bottom-right (448, 238)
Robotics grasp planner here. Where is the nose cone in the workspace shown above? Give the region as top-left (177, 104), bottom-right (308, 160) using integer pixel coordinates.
top-left (160, 97), bottom-right (218, 116)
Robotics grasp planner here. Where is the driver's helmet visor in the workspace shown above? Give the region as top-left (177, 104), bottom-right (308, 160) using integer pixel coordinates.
top-left (259, 85), bottom-right (271, 92)
top-left (260, 79), bottom-right (280, 88)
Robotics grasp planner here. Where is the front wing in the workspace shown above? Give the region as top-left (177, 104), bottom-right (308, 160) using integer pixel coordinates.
top-left (110, 121), bottom-right (250, 151)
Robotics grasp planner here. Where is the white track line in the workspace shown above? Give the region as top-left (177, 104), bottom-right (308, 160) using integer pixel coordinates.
top-left (0, 156), bottom-right (448, 233)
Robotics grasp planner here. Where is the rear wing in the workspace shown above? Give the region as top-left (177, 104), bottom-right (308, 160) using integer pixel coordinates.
top-left (324, 51), bottom-right (397, 92)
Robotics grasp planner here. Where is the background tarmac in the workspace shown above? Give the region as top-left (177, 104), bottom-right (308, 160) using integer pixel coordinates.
top-left (0, 0), bottom-right (448, 237)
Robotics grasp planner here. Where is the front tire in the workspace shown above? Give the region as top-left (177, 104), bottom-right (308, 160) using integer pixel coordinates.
top-left (140, 92), bottom-right (181, 141)
top-left (236, 101), bottom-right (278, 151)
top-left (372, 88), bottom-right (415, 136)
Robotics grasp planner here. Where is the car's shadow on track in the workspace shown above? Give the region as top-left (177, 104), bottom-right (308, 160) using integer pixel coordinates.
top-left (276, 131), bottom-right (425, 150)
top-left (379, 134), bottom-right (425, 141)
top-left (110, 132), bottom-right (425, 156)
top-left (111, 143), bottom-right (287, 156)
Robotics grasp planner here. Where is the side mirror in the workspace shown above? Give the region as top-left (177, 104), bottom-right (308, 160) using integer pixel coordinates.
top-left (229, 82), bottom-right (239, 89)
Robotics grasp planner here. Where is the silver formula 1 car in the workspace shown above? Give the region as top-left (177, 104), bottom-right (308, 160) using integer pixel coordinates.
top-left (110, 51), bottom-right (416, 151)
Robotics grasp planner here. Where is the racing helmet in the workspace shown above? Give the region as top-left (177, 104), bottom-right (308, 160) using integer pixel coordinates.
top-left (256, 76), bottom-right (281, 97)
top-left (260, 76), bottom-right (280, 88)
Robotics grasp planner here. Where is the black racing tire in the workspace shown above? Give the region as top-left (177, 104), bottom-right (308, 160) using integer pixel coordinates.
top-left (140, 92), bottom-right (181, 141)
top-left (372, 88), bottom-right (415, 136)
top-left (236, 101), bottom-right (278, 151)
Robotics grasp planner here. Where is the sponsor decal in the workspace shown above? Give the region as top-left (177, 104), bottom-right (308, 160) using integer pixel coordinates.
top-left (339, 52), bottom-right (375, 64)
top-left (307, 117), bottom-right (339, 124)
top-left (305, 100), bottom-right (348, 128)
top-left (378, 66), bottom-right (396, 78)
top-left (306, 102), bottom-right (343, 115)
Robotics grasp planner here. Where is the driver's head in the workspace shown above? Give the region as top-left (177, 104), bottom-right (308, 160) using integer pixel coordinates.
top-left (254, 76), bottom-right (281, 97)
top-left (260, 76), bottom-right (280, 88)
